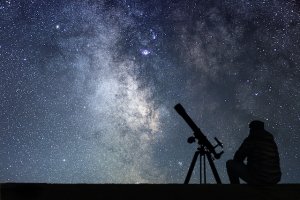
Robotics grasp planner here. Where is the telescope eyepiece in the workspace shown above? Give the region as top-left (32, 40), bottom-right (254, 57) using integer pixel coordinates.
top-left (214, 137), bottom-right (223, 148)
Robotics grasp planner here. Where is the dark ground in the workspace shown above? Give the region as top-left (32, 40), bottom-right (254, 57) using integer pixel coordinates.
top-left (1, 183), bottom-right (300, 200)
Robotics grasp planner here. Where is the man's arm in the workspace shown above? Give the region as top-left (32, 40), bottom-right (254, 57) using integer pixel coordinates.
top-left (233, 138), bottom-right (250, 162)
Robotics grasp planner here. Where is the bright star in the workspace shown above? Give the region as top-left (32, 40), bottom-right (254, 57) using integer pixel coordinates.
top-left (178, 161), bottom-right (183, 167)
top-left (141, 49), bottom-right (150, 55)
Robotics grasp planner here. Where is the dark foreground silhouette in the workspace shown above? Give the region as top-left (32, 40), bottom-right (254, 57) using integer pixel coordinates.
top-left (1, 183), bottom-right (300, 200)
top-left (227, 120), bottom-right (281, 184)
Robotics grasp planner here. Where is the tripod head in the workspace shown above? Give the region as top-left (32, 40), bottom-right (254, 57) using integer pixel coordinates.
top-left (174, 103), bottom-right (224, 159)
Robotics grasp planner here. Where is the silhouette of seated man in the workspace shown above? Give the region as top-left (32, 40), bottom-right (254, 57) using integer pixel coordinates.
top-left (226, 120), bottom-right (281, 184)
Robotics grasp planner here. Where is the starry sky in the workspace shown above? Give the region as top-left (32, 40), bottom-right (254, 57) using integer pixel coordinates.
top-left (0, 0), bottom-right (299, 184)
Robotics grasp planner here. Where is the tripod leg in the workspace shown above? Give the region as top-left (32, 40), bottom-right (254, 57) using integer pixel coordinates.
top-left (206, 153), bottom-right (222, 184)
top-left (200, 154), bottom-right (202, 184)
top-left (184, 151), bottom-right (200, 184)
top-left (203, 154), bottom-right (206, 184)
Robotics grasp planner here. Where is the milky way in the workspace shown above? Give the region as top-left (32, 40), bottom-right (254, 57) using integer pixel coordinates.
top-left (0, 0), bottom-right (299, 183)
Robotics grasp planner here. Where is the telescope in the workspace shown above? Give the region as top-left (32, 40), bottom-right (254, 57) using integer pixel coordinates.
top-left (174, 103), bottom-right (224, 184)
top-left (174, 103), bottom-right (223, 159)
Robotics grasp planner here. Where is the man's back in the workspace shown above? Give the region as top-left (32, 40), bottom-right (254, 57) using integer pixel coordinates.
top-left (235, 129), bottom-right (281, 184)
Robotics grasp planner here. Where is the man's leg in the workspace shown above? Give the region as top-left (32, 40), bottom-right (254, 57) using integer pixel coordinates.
top-left (226, 160), bottom-right (255, 184)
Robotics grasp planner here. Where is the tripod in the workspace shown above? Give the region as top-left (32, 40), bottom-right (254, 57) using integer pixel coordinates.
top-left (184, 144), bottom-right (222, 184)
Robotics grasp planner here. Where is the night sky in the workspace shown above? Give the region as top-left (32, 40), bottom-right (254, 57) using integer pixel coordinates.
top-left (0, 0), bottom-right (299, 184)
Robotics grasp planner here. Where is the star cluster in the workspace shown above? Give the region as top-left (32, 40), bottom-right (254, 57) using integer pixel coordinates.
top-left (0, 0), bottom-right (299, 183)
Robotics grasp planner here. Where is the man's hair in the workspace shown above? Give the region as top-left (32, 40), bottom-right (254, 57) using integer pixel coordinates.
top-left (249, 120), bottom-right (265, 130)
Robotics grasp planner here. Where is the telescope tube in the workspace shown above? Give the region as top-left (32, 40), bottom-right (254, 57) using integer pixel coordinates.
top-left (174, 103), bottom-right (222, 159)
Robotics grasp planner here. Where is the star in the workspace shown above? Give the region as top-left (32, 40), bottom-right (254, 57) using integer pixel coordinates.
top-left (141, 49), bottom-right (151, 56)
top-left (178, 161), bottom-right (183, 167)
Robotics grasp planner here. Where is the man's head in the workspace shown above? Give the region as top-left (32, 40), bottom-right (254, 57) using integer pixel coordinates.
top-left (249, 120), bottom-right (265, 130)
